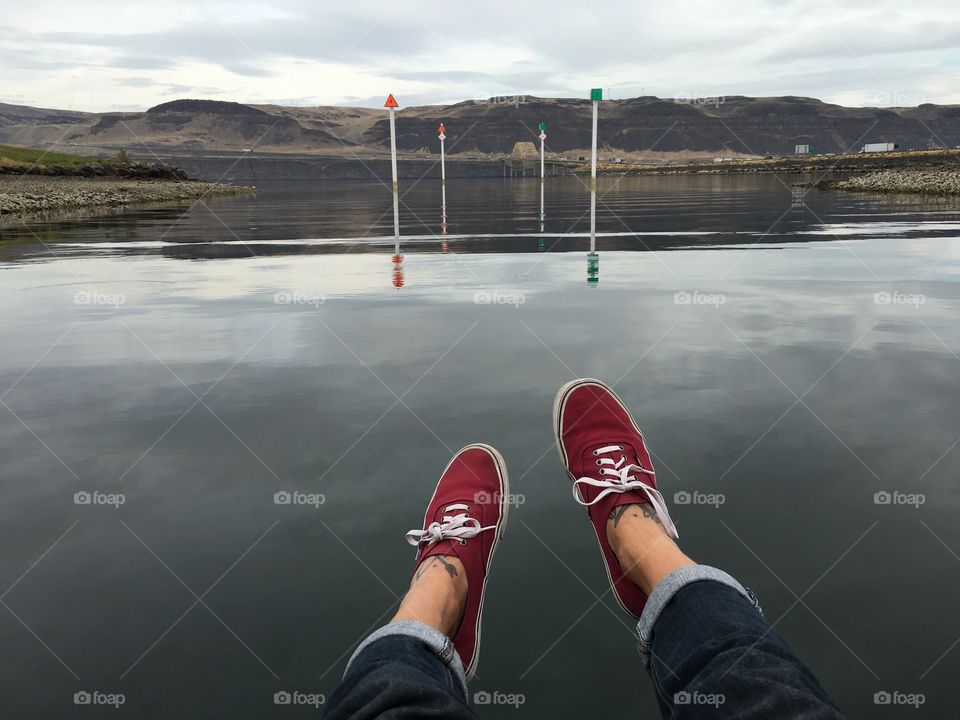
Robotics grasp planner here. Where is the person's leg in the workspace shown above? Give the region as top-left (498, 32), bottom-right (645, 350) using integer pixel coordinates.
top-left (553, 378), bottom-right (844, 719)
top-left (609, 503), bottom-right (846, 719)
top-left (324, 444), bottom-right (509, 720)
top-left (323, 623), bottom-right (475, 720)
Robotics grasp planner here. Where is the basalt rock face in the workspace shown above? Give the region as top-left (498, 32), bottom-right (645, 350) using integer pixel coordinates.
top-left (1, 96), bottom-right (958, 155)
top-left (355, 96), bottom-right (960, 155)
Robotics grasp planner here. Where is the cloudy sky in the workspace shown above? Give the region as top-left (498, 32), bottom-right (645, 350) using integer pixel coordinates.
top-left (2, 0), bottom-right (958, 111)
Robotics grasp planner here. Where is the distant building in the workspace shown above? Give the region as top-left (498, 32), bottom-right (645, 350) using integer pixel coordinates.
top-left (795, 144), bottom-right (813, 154)
top-left (511, 142), bottom-right (539, 175)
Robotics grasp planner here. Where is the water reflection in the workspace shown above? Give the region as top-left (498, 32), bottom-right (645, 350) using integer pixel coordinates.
top-left (2, 176), bottom-right (960, 718)
top-left (4, 176), bottom-right (960, 266)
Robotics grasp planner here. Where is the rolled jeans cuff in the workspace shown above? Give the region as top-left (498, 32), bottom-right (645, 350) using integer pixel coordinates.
top-left (343, 620), bottom-right (469, 701)
top-left (636, 564), bottom-right (762, 667)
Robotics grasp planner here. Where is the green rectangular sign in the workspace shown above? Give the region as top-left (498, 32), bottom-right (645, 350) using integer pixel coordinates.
top-left (590, 88), bottom-right (603, 101)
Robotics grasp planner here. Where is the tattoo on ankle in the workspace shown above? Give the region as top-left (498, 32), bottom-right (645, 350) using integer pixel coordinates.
top-left (437, 556), bottom-right (459, 579)
top-left (413, 555), bottom-right (459, 583)
top-left (607, 503), bottom-right (661, 528)
top-left (607, 504), bottom-right (641, 527)
top-left (608, 504), bottom-right (634, 527)
top-left (640, 504), bottom-right (662, 526)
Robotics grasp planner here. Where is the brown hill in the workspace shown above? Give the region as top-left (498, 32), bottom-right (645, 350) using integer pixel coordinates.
top-left (1, 95), bottom-right (958, 157)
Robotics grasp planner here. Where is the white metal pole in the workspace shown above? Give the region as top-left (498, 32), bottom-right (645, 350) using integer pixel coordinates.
top-left (440, 133), bottom-right (447, 224)
top-left (389, 105), bottom-right (400, 255)
top-left (540, 134), bottom-right (545, 225)
top-left (590, 98), bottom-right (598, 253)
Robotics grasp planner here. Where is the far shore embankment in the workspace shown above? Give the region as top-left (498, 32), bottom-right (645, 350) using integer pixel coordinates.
top-left (581, 148), bottom-right (960, 179)
top-left (830, 170), bottom-right (960, 196)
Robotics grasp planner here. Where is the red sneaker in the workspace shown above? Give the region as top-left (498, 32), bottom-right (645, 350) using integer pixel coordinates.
top-left (405, 444), bottom-right (509, 678)
top-left (553, 379), bottom-right (678, 618)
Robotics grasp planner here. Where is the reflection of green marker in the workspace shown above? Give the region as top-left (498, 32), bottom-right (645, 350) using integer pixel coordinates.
top-left (538, 237), bottom-right (547, 252)
top-left (587, 251), bottom-right (599, 285)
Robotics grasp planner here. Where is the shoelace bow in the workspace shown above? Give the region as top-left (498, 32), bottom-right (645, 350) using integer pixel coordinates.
top-left (405, 503), bottom-right (497, 547)
top-left (574, 444), bottom-right (679, 539)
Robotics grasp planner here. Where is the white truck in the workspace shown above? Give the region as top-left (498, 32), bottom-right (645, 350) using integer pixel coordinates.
top-left (861, 142), bottom-right (898, 153)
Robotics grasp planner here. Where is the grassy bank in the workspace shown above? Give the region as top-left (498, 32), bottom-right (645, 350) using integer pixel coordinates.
top-left (0, 144), bottom-right (98, 169)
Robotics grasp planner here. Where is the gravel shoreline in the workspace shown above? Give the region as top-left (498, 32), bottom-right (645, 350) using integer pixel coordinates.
top-left (0, 176), bottom-right (255, 218)
top-left (834, 170), bottom-right (960, 195)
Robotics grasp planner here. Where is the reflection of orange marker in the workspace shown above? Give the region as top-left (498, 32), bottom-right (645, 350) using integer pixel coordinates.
top-left (392, 254), bottom-right (404, 288)
top-left (441, 240), bottom-right (449, 253)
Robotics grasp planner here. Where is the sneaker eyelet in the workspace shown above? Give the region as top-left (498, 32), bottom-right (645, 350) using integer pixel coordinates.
top-left (596, 459), bottom-right (602, 465)
top-left (592, 450), bottom-right (599, 456)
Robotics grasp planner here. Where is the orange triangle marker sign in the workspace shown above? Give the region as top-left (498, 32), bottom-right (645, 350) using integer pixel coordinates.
top-left (384, 94), bottom-right (399, 108)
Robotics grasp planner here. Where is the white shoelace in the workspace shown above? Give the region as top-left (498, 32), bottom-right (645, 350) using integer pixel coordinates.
top-left (574, 444), bottom-right (679, 539)
top-left (405, 503), bottom-right (497, 547)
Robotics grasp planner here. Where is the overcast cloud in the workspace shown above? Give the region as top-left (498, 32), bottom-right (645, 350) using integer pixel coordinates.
top-left (1, 0), bottom-right (958, 111)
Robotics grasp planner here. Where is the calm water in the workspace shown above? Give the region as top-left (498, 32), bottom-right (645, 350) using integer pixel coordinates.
top-left (1, 176), bottom-right (959, 718)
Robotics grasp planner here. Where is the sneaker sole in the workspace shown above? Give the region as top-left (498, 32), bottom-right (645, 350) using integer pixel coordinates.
top-left (423, 443), bottom-right (509, 679)
top-left (552, 378), bottom-right (648, 618)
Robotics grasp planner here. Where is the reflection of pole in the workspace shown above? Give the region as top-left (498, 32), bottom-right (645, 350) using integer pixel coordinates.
top-left (590, 89), bottom-right (600, 254)
top-left (386, 93), bottom-right (400, 256)
top-left (439, 122), bottom-right (447, 230)
top-left (392, 254), bottom-right (405, 289)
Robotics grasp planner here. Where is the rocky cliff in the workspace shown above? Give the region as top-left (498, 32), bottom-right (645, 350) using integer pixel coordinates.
top-left (1, 95), bottom-right (958, 157)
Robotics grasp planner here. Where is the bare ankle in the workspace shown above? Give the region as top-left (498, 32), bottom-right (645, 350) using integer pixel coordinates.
top-left (607, 503), bottom-right (669, 555)
top-left (606, 503), bottom-right (694, 596)
top-left (391, 555), bottom-right (468, 637)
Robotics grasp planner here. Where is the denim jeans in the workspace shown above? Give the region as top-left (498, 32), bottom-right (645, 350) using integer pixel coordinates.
top-left (324, 565), bottom-right (845, 719)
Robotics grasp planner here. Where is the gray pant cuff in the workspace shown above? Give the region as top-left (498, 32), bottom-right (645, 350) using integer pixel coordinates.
top-left (344, 620), bottom-right (469, 700)
top-left (636, 564), bottom-right (762, 667)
